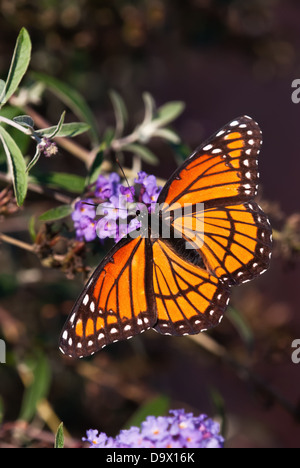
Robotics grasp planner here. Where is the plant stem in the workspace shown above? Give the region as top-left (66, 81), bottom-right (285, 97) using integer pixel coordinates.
top-left (0, 115), bottom-right (32, 135)
top-left (0, 232), bottom-right (35, 252)
top-left (0, 171), bottom-right (72, 204)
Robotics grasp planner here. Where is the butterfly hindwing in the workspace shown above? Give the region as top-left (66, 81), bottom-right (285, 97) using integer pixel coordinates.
top-left (172, 201), bottom-right (272, 286)
top-left (151, 239), bottom-right (230, 335)
top-left (59, 236), bottom-right (156, 358)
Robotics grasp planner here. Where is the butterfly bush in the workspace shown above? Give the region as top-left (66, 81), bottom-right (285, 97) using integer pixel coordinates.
top-left (72, 171), bottom-right (162, 243)
top-left (83, 409), bottom-right (224, 448)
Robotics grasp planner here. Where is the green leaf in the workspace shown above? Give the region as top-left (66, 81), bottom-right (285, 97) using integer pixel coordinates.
top-left (28, 215), bottom-right (37, 242)
top-left (35, 122), bottom-right (90, 139)
top-left (0, 28), bottom-right (32, 107)
top-left (227, 306), bottom-right (254, 352)
top-left (142, 92), bottom-right (156, 125)
top-left (109, 90), bottom-right (128, 137)
top-left (0, 106), bottom-right (31, 161)
top-left (19, 352), bottom-right (51, 422)
top-left (26, 145), bottom-right (41, 173)
top-left (31, 72), bottom-right (99, 145)
top-left (13, 115), bottom-right (34, 128)
top-left (123, 395), bottom-right (170, 430)
top-left (124, 143), bottom-right (159, 165)
top-left (47, 111), bottom-right (66, 139)
top-left (0, 125), bottom-right (28, 206)
top-left (152, 128), bottom-right (181, 144)
top-left (30, 171), bottom-right (85, 194)
top-left (154, 101), bottom-right (185, 127)
top-left (86, 147), bottom-right (104, 186)
top-left (38, 204), bottom-right (73, 222)
top-left (0, 80), bottom-right (6, 97)
top-left (54, 423), bottom-right (65, 449)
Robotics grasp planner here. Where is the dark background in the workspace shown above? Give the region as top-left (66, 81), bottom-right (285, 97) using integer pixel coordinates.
top-left (0, 0), bottom-right (300, 448)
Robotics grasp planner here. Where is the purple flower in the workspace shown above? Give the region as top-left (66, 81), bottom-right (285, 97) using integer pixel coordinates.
top-left (72, 200), bottom-right (97, 242)
top-left (135, 172), bottom-right (162, 209)
top-left (134, 171), bottom-right (148, 184)
top-left (83, 409), bottom-right (224, 448)
top-left (95, 173), bottom-right (120, 199)
top-left (96, 217), bottom-right (118, 240)
top-left (72, 171), bottom-right (162, 244)
top-left (119, 185), bottom-right (135, 203)
top-left (72, 199), bottom-right (96, 222)
top-left (38, 138), bottom-right (58, 158)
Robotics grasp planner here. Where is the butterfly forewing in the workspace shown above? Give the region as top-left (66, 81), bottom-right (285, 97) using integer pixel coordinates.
top-left (60, 236), bottom-right (156, 358)
top-left (158, 115), bottom-right (262, 210)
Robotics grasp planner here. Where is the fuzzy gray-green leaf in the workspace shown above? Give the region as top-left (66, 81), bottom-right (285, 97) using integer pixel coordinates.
top-left (0, 28), bottom-right (32, 107)
top-left (0, 125), bottom-right (28, 206)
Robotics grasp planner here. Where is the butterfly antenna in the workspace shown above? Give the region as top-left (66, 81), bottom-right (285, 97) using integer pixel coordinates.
top-left (116, 157), bottom-right (131, 189)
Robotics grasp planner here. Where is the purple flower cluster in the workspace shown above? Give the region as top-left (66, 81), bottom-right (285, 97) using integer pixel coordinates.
top-left (72, 171), bottom-right (162, 243)
top-left (83, 409), bottom-right (224, 448)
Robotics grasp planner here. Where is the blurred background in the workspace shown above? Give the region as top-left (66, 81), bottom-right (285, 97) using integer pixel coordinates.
top-left (0, 0), bottom-right (300, 448)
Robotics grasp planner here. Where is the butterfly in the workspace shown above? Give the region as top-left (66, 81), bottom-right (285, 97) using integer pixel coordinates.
top-left (59, 115), bottom-right (272, 358)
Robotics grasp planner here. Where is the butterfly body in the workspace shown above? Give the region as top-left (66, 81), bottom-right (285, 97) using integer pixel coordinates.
top-left (60, 116), bottom-right (272, 358)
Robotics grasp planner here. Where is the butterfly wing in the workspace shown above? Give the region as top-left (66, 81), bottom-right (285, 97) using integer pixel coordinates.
top-left (59, 236), bottom-right (156, 358)
top-left (158, 115), bottom-right (262, 210)
top-left (159, 115), bottom-right (272, 286)
top-left (151, 238), bottom-right (230, 335)
top-left (172, 202), bottom-right (272, 286)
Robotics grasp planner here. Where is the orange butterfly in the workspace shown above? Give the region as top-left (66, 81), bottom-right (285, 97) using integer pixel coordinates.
top-left (60, 116), bottom-right (272, 358)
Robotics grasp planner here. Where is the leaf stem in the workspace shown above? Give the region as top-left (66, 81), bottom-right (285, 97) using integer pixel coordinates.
top-left (0, 232), bottom-right (35, 252)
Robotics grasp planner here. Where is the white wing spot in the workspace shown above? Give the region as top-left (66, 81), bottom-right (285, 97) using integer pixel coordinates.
top-left (249, 139), bottom-right (255, 145)
top-left (212, 148), bottom-right (222, 154)
top-left (62, 330), bottom-right (68, 340)
top-left (203, 144), bottom-right (213, 151)
top-left (70, 313), bottom-right (76, 324)
top-left (110, 328), bottom-right (118, 334)
top-left (124, 325), bottom-right (131, 331)
top-left (88, 340), bottom-right (93, 346)
top-left (245, 171), bottom-right (251, 179)
top-left (246, 149), bottom-right (252, 155)
top-left (243, 159), bottom-right (250, 167)
top-left (83, 294), bottom-right (89, 306)
top-left (90, 301), bottom-right (95, 313)
top-left (230, 120), bottom-right (239, 126)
